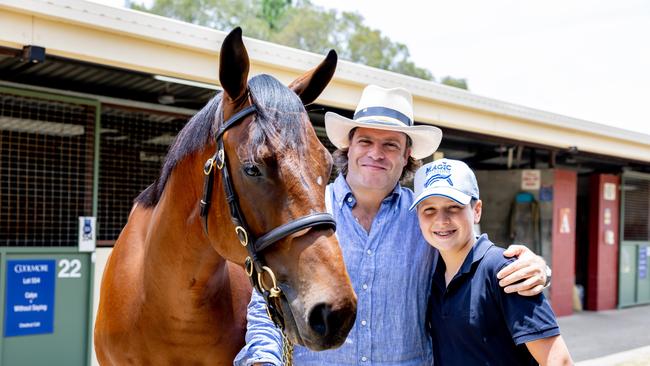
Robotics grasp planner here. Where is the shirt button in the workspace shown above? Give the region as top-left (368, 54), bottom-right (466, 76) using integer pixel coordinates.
top-left (361, 320), bottom-right (367, 326)
top-left (361, 356), bottom-right (368, 362)
top-left (362, 284), bottom-right (368, 290)
top-left (347, 197), bottom-right (353, 203)
top-left (366, 249), bottom-right (372, 255)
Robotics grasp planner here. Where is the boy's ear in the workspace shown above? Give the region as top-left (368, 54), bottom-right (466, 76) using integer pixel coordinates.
top-left (473, 200), bottom-right (483, 224)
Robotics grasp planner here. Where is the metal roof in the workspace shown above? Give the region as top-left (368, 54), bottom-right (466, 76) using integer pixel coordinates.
top-left (0, 46), bottom-right (215, 109)
top-left (0, 0), bottom-right (649, 165)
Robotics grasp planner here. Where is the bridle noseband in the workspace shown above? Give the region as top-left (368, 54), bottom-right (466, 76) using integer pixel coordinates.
top-left (199, 103), bottom-right (336, 330)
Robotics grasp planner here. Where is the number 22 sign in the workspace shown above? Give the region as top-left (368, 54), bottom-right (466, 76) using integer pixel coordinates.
top-left (58, 259), bottom-right (82, 278)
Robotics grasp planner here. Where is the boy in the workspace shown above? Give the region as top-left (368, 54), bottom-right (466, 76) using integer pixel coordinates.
top-left (410, 158), bottom-right (572, 365)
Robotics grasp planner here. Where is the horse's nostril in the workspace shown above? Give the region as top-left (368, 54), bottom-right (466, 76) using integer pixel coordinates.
top-left (306, 300), bottom-right (357, 349)
top-left (308, 303), bottom-right (330, 336)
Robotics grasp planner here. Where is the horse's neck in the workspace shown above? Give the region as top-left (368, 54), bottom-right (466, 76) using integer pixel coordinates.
top-left (142, 151), bottom-right (231, 306)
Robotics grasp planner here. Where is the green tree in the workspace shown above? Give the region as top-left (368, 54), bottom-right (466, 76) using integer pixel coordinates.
top-left (441, 76), bottom-right (468, 90)
top-left (128, 0), bottom-right (467, 88)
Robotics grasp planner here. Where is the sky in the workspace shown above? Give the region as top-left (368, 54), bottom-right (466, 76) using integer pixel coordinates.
top-left (92, 0), bottom-right (650, 136)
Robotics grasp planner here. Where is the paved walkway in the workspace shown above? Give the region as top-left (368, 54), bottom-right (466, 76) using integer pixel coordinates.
top-left (557, 305), bottom-right (650, 365)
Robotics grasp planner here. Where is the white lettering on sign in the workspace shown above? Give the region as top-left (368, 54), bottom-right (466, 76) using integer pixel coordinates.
top-left (24, 292), bottom-right (38, 302)
top-left (13, 264), bottom-right (49, 273)
top-left (58, 259), bottom-right (82, 278)
top-left (18, 322), bottom-right (41, 328)
top-left (13, 304), bottom-right (48, 312)
top-left (22, 277), bottom-right (41, 285)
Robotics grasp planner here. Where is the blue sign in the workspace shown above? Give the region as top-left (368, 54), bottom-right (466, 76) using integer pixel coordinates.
top-left (539, 185), bottom-right (553, 202)
top-left (4, 259), bottom-right (56, 337)
top-left (640, 247), bottom-right (648, 280)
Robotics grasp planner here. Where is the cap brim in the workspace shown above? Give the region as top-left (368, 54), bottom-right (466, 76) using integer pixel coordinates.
top-left (409, 187), bottom-right (472, 211)
top-left (325, 112), bottom-right (442, 159)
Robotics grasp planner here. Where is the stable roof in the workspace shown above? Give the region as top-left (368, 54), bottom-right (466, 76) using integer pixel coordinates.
top-left (1, 0), bottom-right (648, 163)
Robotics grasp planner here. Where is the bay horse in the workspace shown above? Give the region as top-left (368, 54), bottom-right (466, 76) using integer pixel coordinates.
top-left (94, 28), bottom-right (357, 365)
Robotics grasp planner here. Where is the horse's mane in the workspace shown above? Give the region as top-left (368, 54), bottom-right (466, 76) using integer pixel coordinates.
top-left (135, 74), bottom-right (308, 207)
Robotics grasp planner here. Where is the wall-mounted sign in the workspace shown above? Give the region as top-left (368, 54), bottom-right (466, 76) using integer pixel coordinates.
top-left (605, 230), bottom-right (615, 245)
top-left (604, 183), bottom-right (617, 201)
top-left (521, 169), bottom-right (541, 190)
top-left (539, 185), bottom-right (553, 202)
top-left (604, 208), bottom-right (612, 225)
top-left (559, 208), bottom-right (572, 234)
top-left (78, 216), bottom-right (96, 252)
top-left (640, 246), bottom-right (648, 280)
top-left (4, 259), bottom-right (56, 337)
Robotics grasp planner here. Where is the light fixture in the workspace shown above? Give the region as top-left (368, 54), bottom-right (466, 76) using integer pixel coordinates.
top-left (0, 117), bottom-right (84, 136)
top-left (153, 75), bottom-right (221, 91)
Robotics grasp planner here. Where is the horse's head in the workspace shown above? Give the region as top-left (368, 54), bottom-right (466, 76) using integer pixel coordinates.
top-left (207, 28), bottom-right (356, 350)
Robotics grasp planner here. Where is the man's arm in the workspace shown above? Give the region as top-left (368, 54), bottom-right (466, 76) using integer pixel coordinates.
top-left (498, 244), bottom-right (550, 296)
top-left (526, 335), bottom-right (573, 366)
top-left (233, 290), bottom-right (283, 366)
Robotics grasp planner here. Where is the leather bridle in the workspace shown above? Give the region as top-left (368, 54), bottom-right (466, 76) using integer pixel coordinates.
top-left (199, 102), bottom-right (337, 330)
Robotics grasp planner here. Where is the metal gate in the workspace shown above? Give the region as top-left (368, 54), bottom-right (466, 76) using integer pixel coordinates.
top-left (0, 87), bottom-right (97, 366)
top-left (619, 171), bottom-right (650, 307)
top-left (97, 104), bottom-right (188, 244)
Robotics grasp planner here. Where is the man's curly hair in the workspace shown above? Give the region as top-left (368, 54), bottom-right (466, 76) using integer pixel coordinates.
top-left (332, 128), bottom-right (421, 185)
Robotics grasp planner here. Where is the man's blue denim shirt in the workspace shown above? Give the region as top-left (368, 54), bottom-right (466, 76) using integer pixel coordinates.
top-left (234, 175), bottom-right (437, 366)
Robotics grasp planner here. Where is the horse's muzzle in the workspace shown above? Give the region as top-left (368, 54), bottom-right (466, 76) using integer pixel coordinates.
top-left (306, 301), bottom-right (357, 349)
top-left (279, 289), bottom-right (357, 351)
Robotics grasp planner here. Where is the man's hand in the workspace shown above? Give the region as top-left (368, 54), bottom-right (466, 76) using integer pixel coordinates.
top-left (497, 244), bottom-right (547, 296)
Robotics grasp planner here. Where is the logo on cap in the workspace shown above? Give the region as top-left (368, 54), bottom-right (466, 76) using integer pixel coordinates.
top-left (424, 161), bottom-right (454, 187)
top-left (425, 173), bottom-right (453, 188)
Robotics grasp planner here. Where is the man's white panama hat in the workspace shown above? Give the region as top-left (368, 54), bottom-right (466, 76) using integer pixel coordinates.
top-left (324, 85), bottom-right (443, 159)
top-left (409, 158), bottom-right (480, 211)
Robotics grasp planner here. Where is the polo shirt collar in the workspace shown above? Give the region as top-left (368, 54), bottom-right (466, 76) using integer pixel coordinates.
top-left (332, 173), bottom-right (402, 208)
top-left (457, 234), bottom-right (493, 276)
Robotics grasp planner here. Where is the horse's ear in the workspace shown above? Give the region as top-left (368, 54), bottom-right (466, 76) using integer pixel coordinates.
top-left (219, 27), bottom-right (249, 104)
top-left (288, 50), bottom-right (337, 106)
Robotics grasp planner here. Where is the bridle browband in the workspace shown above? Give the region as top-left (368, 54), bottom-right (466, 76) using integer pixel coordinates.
top-left (199, 103), bottom-right (336, 330)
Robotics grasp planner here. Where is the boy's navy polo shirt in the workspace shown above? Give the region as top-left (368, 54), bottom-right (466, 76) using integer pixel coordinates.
top-left (428, 234), bottom-right (560, 366)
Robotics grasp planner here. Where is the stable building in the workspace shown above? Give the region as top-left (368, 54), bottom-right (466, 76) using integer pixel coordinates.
top-left (1, 0), bottom-right (649, 365)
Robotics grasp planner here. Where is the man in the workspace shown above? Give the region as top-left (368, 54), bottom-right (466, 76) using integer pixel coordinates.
top-left (234, 85), bottom-right (549, 366)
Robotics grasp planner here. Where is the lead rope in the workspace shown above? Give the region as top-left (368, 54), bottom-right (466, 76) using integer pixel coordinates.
top-left (281, 331), bottom-right (294, 365)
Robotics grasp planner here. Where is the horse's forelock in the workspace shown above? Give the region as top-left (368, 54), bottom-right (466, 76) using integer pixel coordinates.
top-left (243, 75), bottom-right (309, 163)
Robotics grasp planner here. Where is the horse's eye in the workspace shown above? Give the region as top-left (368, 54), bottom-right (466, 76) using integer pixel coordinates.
top-left (243, 165), bottom-right (262, 177)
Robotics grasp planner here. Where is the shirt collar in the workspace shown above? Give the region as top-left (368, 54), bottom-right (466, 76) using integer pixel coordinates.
top-left (458, 234), bottom-right (493, 276)
top-left (332, 174), bottom-right (403, 208)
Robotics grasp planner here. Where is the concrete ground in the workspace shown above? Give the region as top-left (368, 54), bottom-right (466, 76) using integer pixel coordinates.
top-left (558, 305), bottom-right (650, 365)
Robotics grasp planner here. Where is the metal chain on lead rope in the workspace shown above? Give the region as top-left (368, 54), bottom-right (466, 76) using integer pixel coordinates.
top-left (244, 256), bottom-right (294, 365)
top-left (281, 331), bottom-right (294, 366)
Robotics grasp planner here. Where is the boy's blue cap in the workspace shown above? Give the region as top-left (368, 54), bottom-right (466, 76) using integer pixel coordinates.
top-left (409, 158), bottom-right (480, 210)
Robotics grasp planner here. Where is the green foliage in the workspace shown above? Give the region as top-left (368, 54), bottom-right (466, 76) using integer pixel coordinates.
top-left (441, 76), bottom-right (468, 90)
top-left (128, 0), bottom-right (467, 88)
